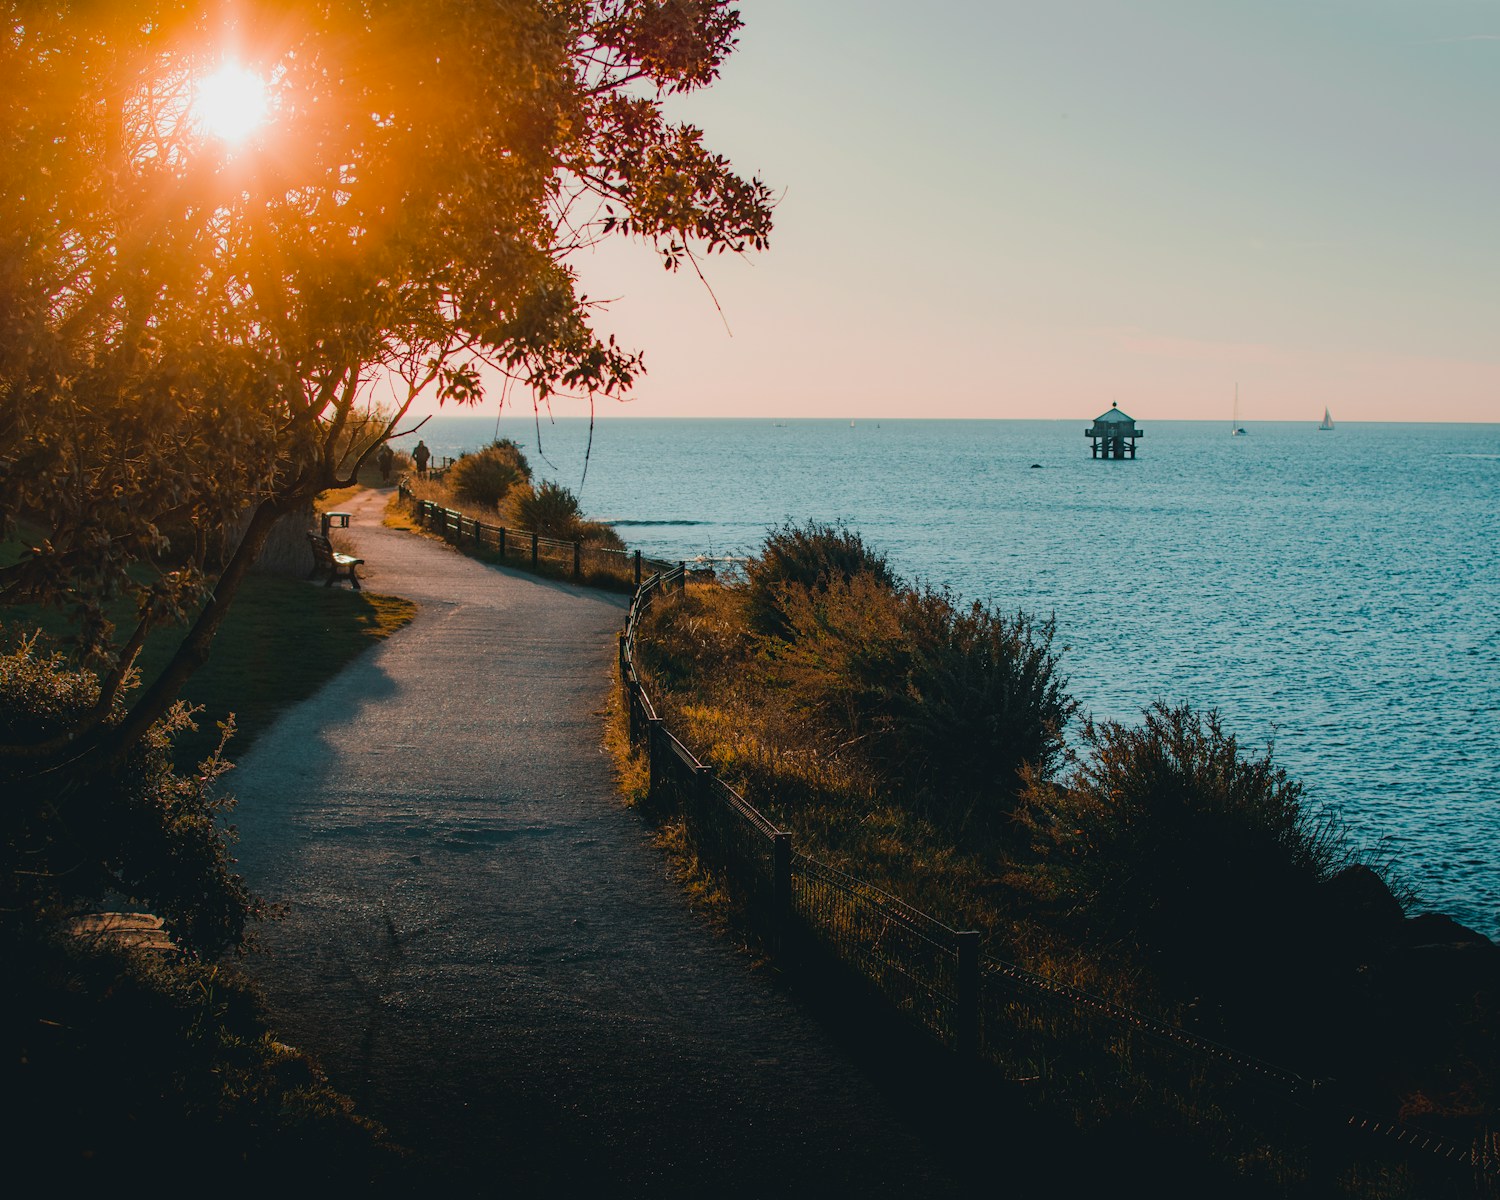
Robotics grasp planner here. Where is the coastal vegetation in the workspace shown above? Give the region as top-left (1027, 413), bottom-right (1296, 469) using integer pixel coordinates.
top-left (396, 439), bottom-right (642, 588)
top-left (411, 439), bottom-right (624, 550)
top-left (447, 439), bottom-right (533, 509)
top-left (621, 521), bottom-right (1500, 1193)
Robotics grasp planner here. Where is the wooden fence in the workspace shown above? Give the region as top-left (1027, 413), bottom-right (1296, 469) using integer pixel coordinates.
top-left (397, 482), bottom-right (675, 589)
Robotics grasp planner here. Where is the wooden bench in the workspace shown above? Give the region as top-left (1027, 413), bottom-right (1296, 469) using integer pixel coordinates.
top-left (308, 532), bottom-right (364, 589)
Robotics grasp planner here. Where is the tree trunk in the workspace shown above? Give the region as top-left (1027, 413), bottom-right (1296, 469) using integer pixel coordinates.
top-left (229, 502), bottom-right (316, 578)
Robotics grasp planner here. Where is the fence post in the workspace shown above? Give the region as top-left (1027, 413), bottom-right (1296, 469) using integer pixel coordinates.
top-left (531, 532), bottom-right (539, 568)
top-left (573, 540), bottom-right (581, 581)
top-left (955, 930), bottom-right (980, 1059)
top-left (693, 762), bottom-right (715, 794)
top-left (498, 527), bottom-right (506, 558)
top-left (645, 717), bottom-right (663, 797)
top-left (678, 561), bottom-right (687, 593)
top-left (773, 832), bottom-right (793, 957)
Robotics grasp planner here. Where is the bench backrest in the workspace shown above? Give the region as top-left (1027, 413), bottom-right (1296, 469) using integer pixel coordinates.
top-left (307, 532), bottom-right (335, 563)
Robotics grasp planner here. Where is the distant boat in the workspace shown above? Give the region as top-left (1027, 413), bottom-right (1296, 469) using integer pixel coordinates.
top-left (1231, 383), bottom-right (1247, 436)
top-left (1318, 407), bottom-right (1334, 431)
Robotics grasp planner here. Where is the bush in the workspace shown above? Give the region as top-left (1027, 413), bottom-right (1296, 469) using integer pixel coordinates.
top-left (1022, 701), bottom-right (1356, 986)
top-left (5, 936), bottom-right (398, 1186)
top-left (446, 439), bottom-right (531, 508)
top-left (745, 520), bottom-right (897, 638)
top-left (0, 638), bottom-right (261, 957)
top-left (768, 574), bottom-right (1076, 823)
top-left (502, 478), bottom-right (585, 539)
top-left (576, 518), bottom-right (626, 550)
top-left (895, 592), bottom-right (1076, 813)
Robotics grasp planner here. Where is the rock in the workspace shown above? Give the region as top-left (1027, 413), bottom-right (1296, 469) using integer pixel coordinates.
top-left (1318, 864), bottom-right (1404, 952)
top-left (1392, 939), bottom-right (1500, 990)
top-left (1373, 914), bottom-right (1500, 1009)
top-left (1399, 910), bottom-right (1496, 948)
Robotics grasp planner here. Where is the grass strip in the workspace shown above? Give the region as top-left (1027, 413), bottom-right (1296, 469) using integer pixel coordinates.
top-left (147, 575), bottom-right (416, 766)
top-left (2, 569), bottom-right (415, 768)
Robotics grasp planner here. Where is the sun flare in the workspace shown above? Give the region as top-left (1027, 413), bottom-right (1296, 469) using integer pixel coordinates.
top-left (194, 62), bottom-right (268, 144)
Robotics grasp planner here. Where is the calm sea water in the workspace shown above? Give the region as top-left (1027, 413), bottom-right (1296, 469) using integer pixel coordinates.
top-left (394, 416), bottom-right (1500, 937)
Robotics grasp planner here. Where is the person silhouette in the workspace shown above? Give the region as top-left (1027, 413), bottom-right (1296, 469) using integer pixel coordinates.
top-left (412, 439), bottom-right (431, 477)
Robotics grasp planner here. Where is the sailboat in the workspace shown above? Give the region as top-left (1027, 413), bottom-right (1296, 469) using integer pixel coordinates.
top-left (1318, 407), bottom-right (1334, 431)
top-left (1231, 384), bottom-right (1247, 436)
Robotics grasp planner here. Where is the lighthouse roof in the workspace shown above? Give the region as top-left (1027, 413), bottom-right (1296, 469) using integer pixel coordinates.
top-left (1093, 403), bottom-right (1137, 424)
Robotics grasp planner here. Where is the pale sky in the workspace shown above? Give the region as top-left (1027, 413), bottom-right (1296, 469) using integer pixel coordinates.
top-left (470, 1), bottom-right (1500, 423)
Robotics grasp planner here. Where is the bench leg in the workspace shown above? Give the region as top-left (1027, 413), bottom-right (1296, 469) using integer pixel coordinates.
top-left (349, 566), bottom-right (361, 590)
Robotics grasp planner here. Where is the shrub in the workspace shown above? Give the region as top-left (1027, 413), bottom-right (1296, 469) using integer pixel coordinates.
top-left (502, 478), bottom-right (584, 539)
top-left (446, 439), bottom-right (531, 508)
top-left (1021, 701), bottom-right (1356, 987)
top-left (768, 575), bottom-right (1076, 823)
top-left (745, 520), bottom-right (897, 638)
top-left (765, 570), bottom-right (910, 733)
top-left (0, 638), bottom-right (261, 957)
top-left (894, 592), bottom-right (1076, 814)
top-left (577, 518), bottom-right (626, 550)
top-left (6, 936), bottom-right (397, 1186)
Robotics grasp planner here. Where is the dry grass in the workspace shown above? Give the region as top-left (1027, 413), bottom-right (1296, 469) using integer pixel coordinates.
top-left (628, 579), bottom-right (1120, 1000)
top-left (601, 655), bottom-right (758, 958)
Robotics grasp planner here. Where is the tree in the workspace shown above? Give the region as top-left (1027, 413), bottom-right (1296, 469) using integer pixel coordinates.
top-left (0, 1), bottom-right (773, 782)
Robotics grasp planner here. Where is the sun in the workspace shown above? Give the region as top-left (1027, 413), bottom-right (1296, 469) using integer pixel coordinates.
top-left (193, 62), bottom-right (269, 144)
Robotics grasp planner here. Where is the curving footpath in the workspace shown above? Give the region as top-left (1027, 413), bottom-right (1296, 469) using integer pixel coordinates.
top-left (228, 489), bottom-right (994, 1196)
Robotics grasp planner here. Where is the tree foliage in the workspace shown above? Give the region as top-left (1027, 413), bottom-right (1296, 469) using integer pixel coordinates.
top-left (0, 0), bottom-right (773, 777)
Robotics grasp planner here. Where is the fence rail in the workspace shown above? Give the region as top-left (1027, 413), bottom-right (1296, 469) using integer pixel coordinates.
top-left (396, 481), bottom-right (676, 588)
top-left (618, 565), bottom-right (1496, 1190)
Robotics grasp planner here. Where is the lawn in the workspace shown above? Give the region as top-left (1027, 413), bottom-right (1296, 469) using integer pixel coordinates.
top-left (2, 565), bottom-right (415, 768)
top-left (144, 575), bottom-right (416, 766)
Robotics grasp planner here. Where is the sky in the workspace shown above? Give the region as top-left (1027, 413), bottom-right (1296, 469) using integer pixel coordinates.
top-left (482, 1), bottom-right (1500, 423)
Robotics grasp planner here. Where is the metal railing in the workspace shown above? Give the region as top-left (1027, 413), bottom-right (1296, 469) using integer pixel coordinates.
top-left (619, 565), bottom-right (1497, 1192)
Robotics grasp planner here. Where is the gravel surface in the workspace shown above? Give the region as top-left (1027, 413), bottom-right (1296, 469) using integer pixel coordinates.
top-left (229, 489), bottom-right (1006, 1196)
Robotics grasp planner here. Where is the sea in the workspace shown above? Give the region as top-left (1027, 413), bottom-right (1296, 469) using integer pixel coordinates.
top-left (392, 416), bottom-right (1500, 938)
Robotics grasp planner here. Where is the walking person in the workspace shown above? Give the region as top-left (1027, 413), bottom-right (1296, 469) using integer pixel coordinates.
top-left (412, 439), bottom-right (431, 478)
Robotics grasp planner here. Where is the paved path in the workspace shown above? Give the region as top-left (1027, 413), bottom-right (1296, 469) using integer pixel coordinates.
top-left (229, 490), bottom-right (989, 1196)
